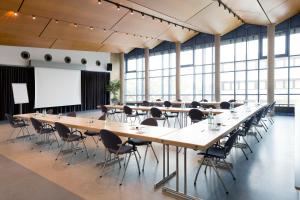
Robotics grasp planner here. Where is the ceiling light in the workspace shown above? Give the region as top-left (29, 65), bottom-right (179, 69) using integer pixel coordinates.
top-left (32, 15), bottom-right (36, 20)
top-left (74, 23), bottom-right (78, 27)
top-left (98, 0), bottom-right (102, 5)
top-left (14, 12), bottom-right (18, 16)
top-left (152, 16), bottom-right (155, 20)
top-left (103, 28), bottom-right (106, 32)
top-left (130, 9), bottom-right (133, 15)
top-left (117, 4), bottom-right (120, 11)
top-left (55, 19), bottom-right (59, 23)
top-left (141, 13), bottom-right (145, 18)
top-left (89, 26), bottom-right (94, 30)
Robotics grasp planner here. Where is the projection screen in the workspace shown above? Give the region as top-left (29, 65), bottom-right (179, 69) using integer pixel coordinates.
top-left (34, 67), bottom-right (81, 108)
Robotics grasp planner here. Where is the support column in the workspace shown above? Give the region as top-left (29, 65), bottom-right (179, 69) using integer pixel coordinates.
top-left (176, 42), bottom-right (181, 101)
top-left (267, 24), bottom-right (275, 104)
top-left (144, 48), bottom-right (150, 101)
top-left (119, 52), bottom-right (125, 104)
top-left (214, 34), bottom-right (221, 102)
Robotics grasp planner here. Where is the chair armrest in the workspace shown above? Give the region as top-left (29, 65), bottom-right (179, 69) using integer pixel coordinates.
top-left (71, 130), bottom-right (83, 137)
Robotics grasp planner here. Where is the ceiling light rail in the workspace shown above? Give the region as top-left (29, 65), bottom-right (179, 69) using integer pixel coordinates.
top-left (216, 0), bottom-right (245, 23)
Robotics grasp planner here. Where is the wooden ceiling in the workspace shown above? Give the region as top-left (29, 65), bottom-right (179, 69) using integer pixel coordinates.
top-left (0, 0), bottom-right (299, 53)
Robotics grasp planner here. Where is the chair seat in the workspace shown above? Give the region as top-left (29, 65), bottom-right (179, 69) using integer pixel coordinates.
top-left (64, 134), bottom-right (85, 142)
top-left (109, 145), bottom-right (133, 154)
top-left (191, 119), bottom-right (201, 123)
top-left (128, 138), bottom-right (151, 146)
top-left (137, 112), bottom-right (147, 115)
top-left (165, 113), bottom-right (178, 118)
top-left (84, 131), bottom-right (99, 136)
top-left (14, 122), bottom-right (29, 128)
top-left (126, 114), bottom-right (138, 117)
top-left (153, 117), bottom-right (166, 121)
top-left (40, 128), bottom-right (55, 134)
top-left (198, 147), bottom-right (226, 159)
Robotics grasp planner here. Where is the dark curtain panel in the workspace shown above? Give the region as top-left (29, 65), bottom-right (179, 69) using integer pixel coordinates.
top-left (0, 66), bottom-right (35, 120)
top-left (81, 71), bottom-right (110, 110)
top-left (0, 66), bottom-right (110, 120)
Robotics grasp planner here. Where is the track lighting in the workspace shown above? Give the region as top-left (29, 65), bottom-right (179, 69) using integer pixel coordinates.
top-left (141, 13), bottom-right (145, 18)
top-left (32, 15), bottom-right (36, 20)
top-left (98, 0), bottom-right (102, 5)
top-left (73, 23), bottom-right (78, 27)
top-left (117, 4), bottom-right (120, 11)
top-left (89, 26), bottom-right (94, 30)
top-left (130, 9), bottom-right (133, 15)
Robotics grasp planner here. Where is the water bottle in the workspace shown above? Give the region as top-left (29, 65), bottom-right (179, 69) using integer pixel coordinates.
top-left (208, 108), bottom-right (212, 124)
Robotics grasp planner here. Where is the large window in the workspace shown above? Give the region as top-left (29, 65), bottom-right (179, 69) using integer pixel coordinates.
top-left (124, 57), bottom-right (144, 101)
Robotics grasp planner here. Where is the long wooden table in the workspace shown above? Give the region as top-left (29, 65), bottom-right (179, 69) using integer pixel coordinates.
top-left (126, 101), bottom-right (244, 108)
top-left (14, 103), bottom-right (265, 200)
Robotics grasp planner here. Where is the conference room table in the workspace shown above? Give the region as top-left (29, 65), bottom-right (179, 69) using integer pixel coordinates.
top-left (14, 103), bottom-right (265, 200)
top-left (126, 100), bottom-right (244, 108)
top-left (102, 104), bottom-right (225, 127)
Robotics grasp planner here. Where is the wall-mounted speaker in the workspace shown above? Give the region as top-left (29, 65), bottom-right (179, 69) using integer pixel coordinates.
top-left (64, 56), bottom-right (71, 64)
top-left (81, 58), bottom-right (87, 65)
top-left (20, 51), bottom-right (30, 60)
top-left (107, 63), bottom-right (112, 71)
top-left (96, 60), bottom-right (101, 66)
top-left (44, 54), bottom-right (52, 62)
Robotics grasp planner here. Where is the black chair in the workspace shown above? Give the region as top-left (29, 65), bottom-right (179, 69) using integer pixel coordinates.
top-left (99, 129), bottom-right (140, 185)
top-left (5, 113), bottom-right (30, 141)
top-left (127, 118), bottom-right (159, 171)
top-left (252, 107), bottom-right (268, 136)
top-left (228, 99), bottom-right (236, 103)
top-left (150, 107), bottom-right (168, 127)
top-left (191, 101), bottom-right (201, 108)
top-left (67, 112), bottom-right (76, 117)
top-left (188, 109), bottom-right (204, 124)
top-left (236, 115), bottom-right (256, 160)
top-left (30, 118), bottom-right (59, 150)
top-left (54, 122), bottom-right (89, 165)
top-left (163, 101), bottom-right (181, 127)
top-left (194, 129), bottom-right (239, 194)
top-left (123, 105), bottom-right (140, 123)
top-left (84, 115), bottom-right (106, 155)
top-left (266, 101), bottom-right (276, 124)
top-left (201, 99), bottom-right (208, 102)
top-left (100, 104), bottom-right (115, 120)
top-left (220, 101), bottom-right (230, 109)
top-left (142, 100), bottom-right (150, 106)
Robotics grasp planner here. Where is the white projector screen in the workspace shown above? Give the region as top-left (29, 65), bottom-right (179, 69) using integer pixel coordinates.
top-left (34, 67), bottom-right (81, 108)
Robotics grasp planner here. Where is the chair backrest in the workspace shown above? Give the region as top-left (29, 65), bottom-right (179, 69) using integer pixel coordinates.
top-left (224, 130), bottom-right (239, 154)
top-left (98, 114), bottom-right (106, 120)
top-left (220, 101), bottom-right (230, 109)
top-left (255, 108), bottom-right (265, 122)
top-left (100, 129), bottom-right (122, 151)
top-left (188, 109), bottom-right (204, 121)
top-left (30, 118), bottom-right (43, 133)
top-left (150, 107), bottom-right (162, 118)
top-left (191, 101), bottom-right (201, 108)
top-left (67, 112), bottom-right (76, 117)
top-left (228, 99), bottom-right (236, 103)
top-left (46, 109), bottom-right (54, 114)
top-left (54, 122), bottom-right (71, 139)
top-left (5, 113), bottom-right (16, 127)
top-left (100, 105), bottom-right (108, 113)
top-left (163, 101), bottom-right (172, 108)
top-left (141, 118), bottom-right (158, 126)
top-left (123, 105), bottom-right (133, 115)
top-left (142, 100), bottom-right (150, 106)
top-left (243, 115), bottom-right (256, 134)
top-left (201, 99), bottom-right (208, 102)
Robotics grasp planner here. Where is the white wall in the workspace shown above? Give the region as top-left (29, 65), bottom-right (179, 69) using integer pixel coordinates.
top-left (0, 45), bottom-right (111, 72)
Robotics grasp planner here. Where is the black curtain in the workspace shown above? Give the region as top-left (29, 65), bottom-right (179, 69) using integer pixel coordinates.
top-left (81, 71), bottom-right (110, 110)
top-left (0, 65), bottom-right (110, 120)
top-left (0, 66), bottom-right (35, 120)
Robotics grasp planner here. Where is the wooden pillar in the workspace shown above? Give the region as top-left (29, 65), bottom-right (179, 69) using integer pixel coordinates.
top-left (215, 34), bottom-right (221, 102)
top-left (267, 24), bottom-right (275, 104)
top-left (119, 52), bottom-right (125, 104)
top-left (176, 42), bottom-right (181, 100)
top-left (144, 48), bottom-right (149, 101)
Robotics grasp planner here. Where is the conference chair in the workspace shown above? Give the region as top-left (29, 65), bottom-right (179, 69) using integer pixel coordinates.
top-left (84, 114), bottom-right (106, 156)
top-left (266, 101), bottom-right (276, 124)
top-left (236, 115), bottom-right (256, 160)
top-left (99, 129), bottom-right (140, 185)
top-left (67, 112), bottom-right (76, 117)
top-left (188, 109), bottom-right (205, 124)
top-left (228, 99), bottom-right (236, 103)
top-left (163, 101), bottom-right (181, 127)
top-left (150, 107), bottom-right (168, 127)
top-left (46, 109), bottom-right (54, 114)
top-left (191, 101), bottom-right (201, 108)
top-left (30, 118), bottom-right (59, 151)
top-left (54, 122), bottom-right (89, 165)
top-left (5, 113), bottom-right (31, 141)
top-left (252, 107), bottom-right (267, 137)
top-left (220, 101), bottom-right (230, 109)
top-left (127, 118), bottom-right (159, 171)
top-left (200, 99), bottom-right (208, 102)
top-left (194, 129), bottom-right (239, 194)
top-left (123, 105), bottom-right (140, 123)
top-left (142, 100), bottom-right (150, 106)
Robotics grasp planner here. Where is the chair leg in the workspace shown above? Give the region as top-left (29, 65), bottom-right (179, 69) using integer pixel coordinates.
top-left (194, 157), bottom-right (205, 185)
top-left (136, 148), bottom-right (142, 159)
top-left (242, 137), bottom-right (253, 153)
top-left (120, 152), bottom-right (132, 185)
top-left (255, 127), bottom-right (263, 139)
top-left (116, 155), bottom-right (122, 169)
top-left (81, 139), bottom-right (89, 158)
top-left (100, 152), bottom-right (109, 178)
top-left (55, 141), bottom-right (66, 161)
top-left (133, 151), bottom-right (141, 175)
top-left (223, 159), bottom-right (236, 180)
top-left (7, 128), bottom-right (16, 141)
top-left (209, 159), bottom-right (229, 194)
top-left (241, 148), bottom-right (248, 160)
top-left (142, 144), bottom-right (149, 172)
top-left (150, 144), bottom-right (159, 163)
